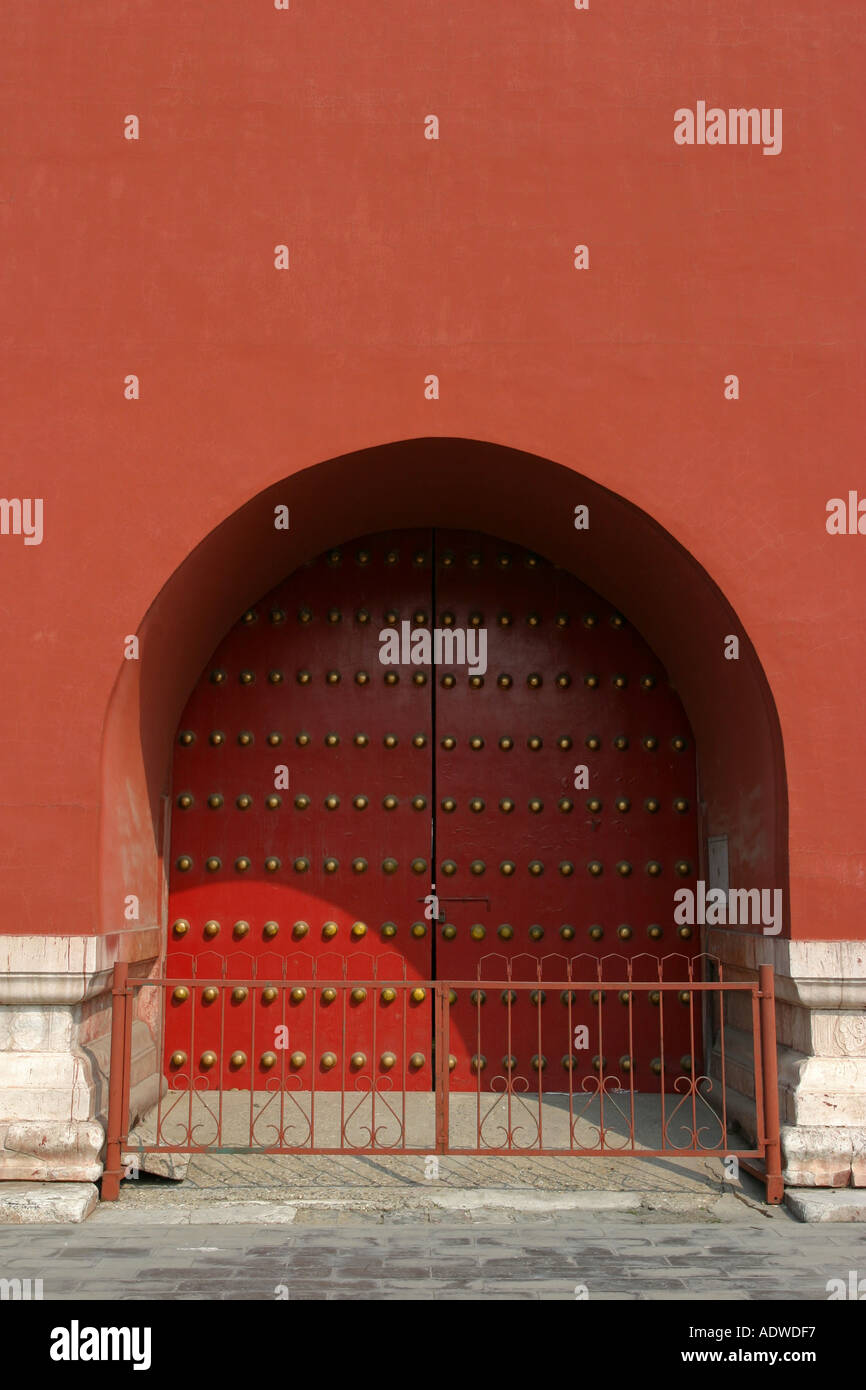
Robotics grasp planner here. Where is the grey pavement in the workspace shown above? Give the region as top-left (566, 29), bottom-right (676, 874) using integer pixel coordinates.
top-left (1, 1199), bottom-right (864, 1300)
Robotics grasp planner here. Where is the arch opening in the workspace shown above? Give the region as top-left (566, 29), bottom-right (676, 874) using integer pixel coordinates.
top-left (162, 523), bottom-right (704, 1093)
top-left (99, 437), bottom-right (789, 956)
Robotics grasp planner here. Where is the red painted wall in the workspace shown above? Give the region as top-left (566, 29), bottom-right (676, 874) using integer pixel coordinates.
top-left (0, 3), bottom-right (863, 941)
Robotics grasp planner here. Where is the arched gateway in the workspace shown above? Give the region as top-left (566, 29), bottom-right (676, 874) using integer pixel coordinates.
top-left (164, 527), bottom-right (700, 1098)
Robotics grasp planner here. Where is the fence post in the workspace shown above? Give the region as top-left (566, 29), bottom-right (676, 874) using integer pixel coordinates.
top-left (758, 963), bottom-right (784, 1204)
top-left (102, 960), bottom-right (129, 1201)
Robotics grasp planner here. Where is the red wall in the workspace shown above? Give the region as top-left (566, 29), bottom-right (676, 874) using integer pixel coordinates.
top-left (1, 2), bottom-right (863, 941)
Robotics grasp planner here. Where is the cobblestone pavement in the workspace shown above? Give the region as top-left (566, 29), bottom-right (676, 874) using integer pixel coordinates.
top-left (1, 1202), bottom-right (864, 1300)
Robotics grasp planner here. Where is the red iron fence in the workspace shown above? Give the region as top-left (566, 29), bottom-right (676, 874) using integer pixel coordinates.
top-left (103, 953), bottom-right (782, 1202)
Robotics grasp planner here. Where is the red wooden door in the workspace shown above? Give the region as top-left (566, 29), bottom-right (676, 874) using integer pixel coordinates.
top-left (166, 529), bottom-right (435, 1091)
top-left (165, 528), bottom-right (699, 1096)
top-left (434, 530), bottom-right (700, 1095)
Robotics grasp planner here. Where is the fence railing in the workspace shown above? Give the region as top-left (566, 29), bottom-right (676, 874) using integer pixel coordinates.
top-left (102, 958), bottom-right (782, 1203)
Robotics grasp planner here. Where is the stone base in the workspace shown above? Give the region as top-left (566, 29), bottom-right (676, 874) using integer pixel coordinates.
top-left (0, 931), bottom-right (161, 1183)
top-left (708, 929), bottom-right (866, 1187)
top-left (0, 1181), bottom-right (98, 1224)
top-left (782, 1125), bottom-right (866, 1188)
top-left (0, 1121), bottom-right (104, 1182)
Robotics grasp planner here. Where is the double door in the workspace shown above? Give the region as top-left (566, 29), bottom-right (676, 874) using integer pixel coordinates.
top-left (165, 528), bottom-right (699, 1092)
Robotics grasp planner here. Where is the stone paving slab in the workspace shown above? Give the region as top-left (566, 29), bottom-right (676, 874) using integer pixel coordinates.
top-left (0, 1203), bottom-right (864, 1300)
top-left (0, 1183), bottom-right (98, 1224)
top-left (99, 1149), bottom-right (737, 1222)
top-left (785, 1190), bottom-right (866, 1222)
top-left (181, 1149), bottom-right (725, 1190)
top-left (115, 1147), bottom-right (730, 1199)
